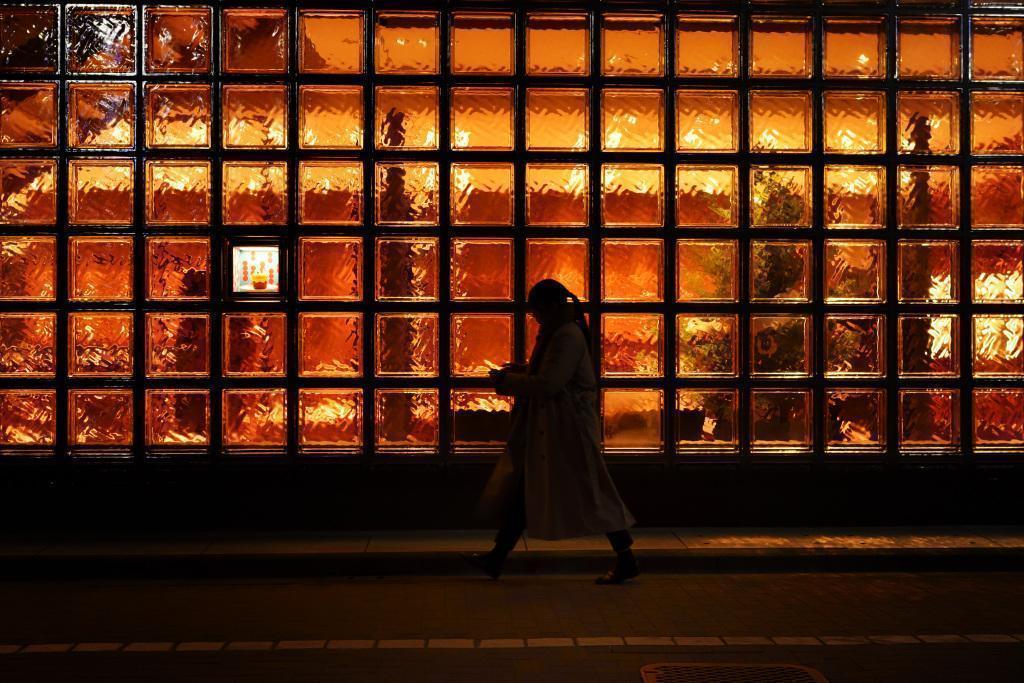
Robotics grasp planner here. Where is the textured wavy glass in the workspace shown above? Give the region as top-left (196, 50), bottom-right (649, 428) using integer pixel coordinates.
top-left (69, 236), bottom-right (133, 302)
top-left (146, 313), bottom-right (209, 378)
top-left (222, 9), bottom-right (287, 74)
top-left (451, 314), bottom-right (513, 377)
top-left (824, 166), bottom-right (885, 229)
top-left (971, 18), bottom-right (1024, 81)
top-left (527, 13), bottom-right (589, 76)
top-left (602, 89), bottom-right (664, 151)
top-left (526, 164), bottom-right (588, 226)
top-left (375, 12), bottom-right (439, 75)
top-left (826, 390), bottom-right (886, 454)
top-left (824, 92), bottom-right (885, 154)
top-left (66, 6), bottom-right (135, 74)
top-left (526, 89), bottom-right (589, 151)
top-left (0, 313), bottom-right (55, 377)
top-left (602, 389), bottom-right (663, 453)
top-left (601, 239), bottom-right (663, 303)
top-left (374, 389), bottom-right (439, 454)
top-left (299, 86), bottom-right (362, 150)
top-left (297, 313), bottom-right (362, 379)
top-left (223, 313), bottom-right (286, 377)
top-left (0, 159), bottom-right (55, 225)
top-left (375, 313), bottom-right (439, 377)
top-left (750, 241), bottom-right (812, 303)
top-left (0, 390), bottom-right (55, 446)
top-left (898, 18), bottom-right (960, 80)
top-left (375, 86), bottom-right (438, 150)
top-left (898, 240), bottom-right (959, 303)
top-left (223, 389), bottom-right (287, 449)
top-left (146, 161), bottom-right (210, 225)
top-left (144, 6), bottom-right (212, 74)
top-left (68, 312), bottom-right (133, 378)
top-left (299, 160), bottom-right (362, 225)
top-left (0, 236), bottom-right (55, 301)
top-left (750, 166), bottom-right (812, 228)
top-left (146, 237), bottom-right (210, 301)
top-left (898, 92), bottom-right (959, 155)
top-left (676, 240), bottom-right (738, 303)
top-left (972, 165), bottom-right (1024, 227)
top-left (971, 92), bottom-right (1024, 155)
top-left (676, 390), bottom-right (738, 453)
top-left (602, 164), bottom-right (664, 227)
top-left (67, 82), bottom-right (134, 149)
top-left (750, 390), bottom-right (812, 454)
top-left (68, 158), bottom-right (134, 226)
top-left (299, 389), bottom-right (363, 450)
top-left (824, 18), bottom-right (886, 79)
top-left (145, 84), bottom-right (211, 149)
top-left (375, 162), bottom-right (439, 226)
top-left (676, 165), bottom-right (737, 227)
top-left (375, 237), bottom-right (439, 302)
top-left (601, 313), bottom-right (663, 378)
top-left (526, 239), bottom-right (589, 301)
top-left (299, 237), bottom-right (361, 301)
top-left (750, 91), bottom-right (812, 153)
top-left (146, 390), bottom-right (209, 447)
top-left (299, 10), bottom-right (363, 74)
top-left (222, 85), bottom-right (287, 149)
top-left (69, 390), bottom-right (133, 447)
top-left (899, 389), bottom-right (960, 453)
top-left (973, 241), bottom-right (1024, 303)
top-left (750, 315), bottom-right (811, 378)
top-left (0, 82), bottom-right (57, 147)
top-left (676, 15), bottom-right (737, 77)
top-left (974, 389), bottom-right (1024, 452)
top-left (898, 314), bottom-right (959, 377)
top-left (749, 17), bottom-right (812, 78)
top-left (0, 7), bottom-right (58, 73)
top-left (675, 91), bottom-right (738, 152)
top-left (973, 315), bottom-right (1024, 377)
top-left (451, 391), bottom-right (512, 452)
top-left (451, 163), bottom-right (513, 226)
top-left (676, 315), bottom-right (738, 378)
top-left (825, 240), bottom-right (886, 304)
top-left (825, 315), bottom-right (885, 378)
top-left (451, 13), bottom-right (514, 75)
top-left (897, 166), bottom-right (959, 228)
top-left (222, 161), bottom-right (287, 225)
top-left (451, 239), bottom-right (513, 302)
top-left (603, 14), bottom-right (663, 76)
top-left (450, 88), bottom-right (514, 151)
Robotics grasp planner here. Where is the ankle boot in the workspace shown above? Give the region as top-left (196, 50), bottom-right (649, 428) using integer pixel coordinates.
top-left (595, 549), bottom-right (640, 585)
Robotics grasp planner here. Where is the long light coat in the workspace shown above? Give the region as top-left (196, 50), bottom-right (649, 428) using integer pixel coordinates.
top-left (482, 320), bottom-right (635, 540)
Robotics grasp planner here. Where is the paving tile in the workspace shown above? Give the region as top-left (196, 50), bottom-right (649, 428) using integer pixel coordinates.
top-left (205, 534), bottom-right (367, 556)
top-left (479, 638), bottom-right (525, 649)
top-left (821, 636), bottom-right (870, 646)
top-left (0, 645), bottom-right (22, 654)
top-left (771, 637), bottom-right (822, 646)
top-left (366, 531), bottom-right (501, 553)
top-left (723, 636), bottom-right (772, 646)
top-left (673, 637), bottom-right (725, 646)
top-left (123, 642), bottom-right (174, 652)
top-left (526, 638), bottom-right (575, 648)
top-left (917, 635), bottom-right (967, 644)
top-left (72, 642), bottom-right (123, 652)
top-left (276, 640), bottom-right (326, 650)
top-left (965, 634), bottom-right (1017, 643)
top-left (627, 530), bottom-right (686, 550)
top-left (427, 639), bottom-right (475, 649)
top-left (869, 635), bottom-right (921, 645)
top-left (575, 637), bottom-right (625, 647)
top-left (225, 642), bottom-right (274, 651)
top-left (326, 640), bottom-right (376, 650)
top-left (523, 536), bottom-right (610, 551)
top-left (624, 637), bottom-right (674, 646)
top-left (21, 644), bottom-right (73, 654)
top-left (377, 639), bottom-right (425, 649)
top-left (176, 641), bottom-right (224, 652)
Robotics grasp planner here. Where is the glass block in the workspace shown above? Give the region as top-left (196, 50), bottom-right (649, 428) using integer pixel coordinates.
top-left (601, 239), bottom-right (663, 303)
top-left (898, 18), bottom-right (961, 80)
top-left (450, 87), bottom-right (514, 151)
top-left (676, 240), bottom-right (738, 303)
top-left (66, 5), bottom-right (135, 74)
top-left (675, 90), bottom-right (738, 152)
top-left (749, 16), bottom-right (812, 78)
top-left (898, 240), bottom-right (959, 303)
top-left (375, 313), bottom-right (439, 377)
top-left (750, 315), bottom-right (811, 378)
top-left (146, 236), bottom-right (210, 301)
top-left (823, 17), bottom-right (887, 79)
top-left (971, 17), bottom-right (1024, 81)
top-left (0, 236), bottom-right (55, 301)
top-left (825, 239), bottom-right (886, 303)
top-left (899, 389), bottom-right (960, 454)
top-left (222, 85), bottom-right (287, 149)
top-left (823, 91), bottom-right (886, 153)
top-left (675, 390), bottom-right (738, 454)
top-left (222, 313), bottom-right (286, 377)
top-left (375, 162), bottom-right (439, 226)
top-left (897, 165), bottom-right (959, 228)
top-left (145, 313), bottom-right (209, 378)
top-left (974, 389), bottom-right (1024, 453)
top-left (601, 89), bottom-right (664, 152)
top-left (601, 164), bottom-right (664, 227)
top-left (299, 312), bottom-right (362, 378)
top-left (825, 314), bottom-right (885, 378)
top-left (525, 163), bottom-right (589, 226)
top-left (897, 92), bottom-right (959, 154)
top-left (526, 13), bottom-right (589, 76)
top-left (298, 10), bottom-right (363, 74)
top-left (675, 14), bottom-right (738, 77)
top-left (450, 162), bottom-right (513, 226)
top-left (231, 245), bottom-right (279, 295)
top-left (375, 237), bottom-right (439, 302)
top-left (298, 160), bottom-right (362, 225)
top-left (750, 166), bottom-right (812, 228)
top-left (0, 390), bottom-right (55, 446)
top-left (146, 160), bottom-right (210, 226)
top-left (602, 389), bottom-right (663, 454)
top-left (601, 313), bottom-right (663, 378)
top-left (971, 92), bottom-right (1024, 154)
top-left (69, 389), bottom-right (132, 448)
top-left (375, 86), bottom-right (438, 150)
top-left (222, 8), bottom-right (288, 74)
top-left (525, 238), bottom-right (589, 302)
top-left (451, 12), bottom-right (514, 75)
top-left (750, 240), bottom-right (811, 303)
top-left (299, 389), bottom-right (363, 451)
top-left (0, 158), bottom-right (55, 225)
top-left (451, 391), bottom-right (512, 453)
top-left (750, 390), bottom-right (813, 455)
top-left (374, 388), bottom-right (439, 454)
top-left (68, 235), bottom-right (133, 302)
top-left (602, 13), bottom-right (664, 76)
top-left (0, 313), bottom-right (55, 376)
top-left (0, 6), bottom-right (58, 73)
top-left (68, 311), bottom-right (132, 378)
top-left (451, 313), bottom-right (513, 378)
top-left (750, 91), bottom-right (812, 152)
top-left (68, 158), bottom-right (134, 226)
top-left (144, 84), bottom-right (211, 149)
top-left (375, 11), bottom-right (439, 75)
top-left (973, 240), bottom-right (1024, 303)
top-left (898, 314), bottom-right (959, 377)
top-left (824, 166), bottom-right (886, 228)
top-left (221, 161), bottom-right (287, 225)
top-left (972, 165), bottom-right (1024, 227)
top-left (676, 165), bottom-right (738, 227)
top-left (144, 6), bottom-right (212, 74)
top-left (0, 82), bottom-right (57, 147)
top-left (298, 237), bottom-right (361, 302)
top-left (69, 85), bottom-right (133, 152)
top-left (973, 314), bottom-right (1024, 377)
top-left (526, 88), bottom-right (589, 151)
top-left (676, 315), bottom-right (738, 378)
top-left (451, 238), bottom-right (513, 302)
top-left (146, 390), bottom-right (209, 447)
top-left (223, 389), bottom-right (286, 449)
top-left (298, 85), bottom-right (363, 150)
top-left (826, 389), bottom-right (886, 454)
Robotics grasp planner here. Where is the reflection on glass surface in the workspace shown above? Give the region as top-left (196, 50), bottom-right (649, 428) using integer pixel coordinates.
top-left (299, 389), bottom-right (363, 451)
top-left (69, 390), bottom-right (133, 448)
top-left (825, 315), bottom-right (885, 378)
top-left (675, 390), bottom-right (738, 453)
top-left (601, 239), bottom-right (663, 303)
top-left (223, 389), bottom-right (287, 449)
top-left (0, 236), bottom-right (55, 301)
top-left (299, 237), bottom-right (362, 302)
top-left (826, 390), bottom-right (885, 454)
top-left (146, 390), bottom-right (209, 447)
top-left (602, 389), bottom-right (663, 454)
top-left (751, 390), bottom-right (812, 454)
top-left (69, 235), bottom-right (133, 302)
top-left (146, 313), bottom-right (209, 378)
top-left (601, 313), bottom-right (663, 377)
top-left (299, 313), bottom-right (362, 378)
top-left (899, 389), bottom-right (960, 454)
top-left (374, 388), bottom-right (439, 454)
top-left (0, 312), bottom-right (55, 377)
top-left (0, 390), bottom-right (56, 446)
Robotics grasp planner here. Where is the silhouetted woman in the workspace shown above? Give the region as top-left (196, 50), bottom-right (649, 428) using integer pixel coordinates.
top-left (465, 279), bottom-right (638, 584)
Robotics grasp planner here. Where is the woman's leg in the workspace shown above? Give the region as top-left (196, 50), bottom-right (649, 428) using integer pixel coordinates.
top-left (491, 482), bottom-right (527, 561)
top-left (596, 530), bottom-right (640, 585)
top-left (606, 529), bottom-right (634, 554)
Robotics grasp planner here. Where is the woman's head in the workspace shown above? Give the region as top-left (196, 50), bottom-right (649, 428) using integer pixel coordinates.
top-left (527, 279), bottom-right (572, 326)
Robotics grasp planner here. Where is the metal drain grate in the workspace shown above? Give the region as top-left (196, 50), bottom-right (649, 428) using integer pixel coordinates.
top-left (641, 663), bottom-right (828, 683)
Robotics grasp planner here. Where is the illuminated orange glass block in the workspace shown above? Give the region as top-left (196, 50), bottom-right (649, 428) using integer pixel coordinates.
top-left (450, 162), bottom-right (513, 226)
top-left (825, 314), bottom-right (884, 378)
top-left (68, 158), bottom-right (133, 226)
top-left (375, 312), bottom-right (439, 377)
top-left (823, 91), bottom-right (885, 153)
top-left (451, 238), bottom-right (513, 302)
top-left (898, 314), bottom-right (959, 377)
top-left (749, 91), bottom-right (811, 152)
top-left (298, 160), bottom-right (362, 225)
top-left (675, 389), bottom-right (738, 453)
top-left (451, 390), bottom-right (512, 452)
top-left (66, 5), bottom-right (135, 74)
top-left (299, 389), bottom-right (363, 451)
top-left (298, 313), bottom-right (362, 378)
top-left (68, 235), bottom-right (132, 302)
top-left (298, 237), bottom-right (362, 302)
top-left (375, 86), bottom-right (438, 150)
top-left (675, 90), bottom-right (738, 152)
top-left (375, 11), bottom-right (439, 75)
top-left (525, 164), bottom-right (589, 226)
top-left (971, 18), bottom-right (1024, 81)
top-left (749, 16), bottom-right (812, 78)
top-left (68, 311), bottom-right (132, 378)
top-left (298, 9), bottom-right (363, 74)
top-left (897, 165), bottom-right (959, 229)
top-left (602, 164), bottom-right (664, 227)
top-left (676, 165), bottom-right (738, 227)
top-left (450, 87), bottom-right (513, 151)
top-left (973, 240), bottom-right (1024, 303)
top-left (601, 239), bottom-right (663, 303)
top-left (144, 6), bottom-right (211, 74)
top-left (750, 390), bottom-right (813, 455)
top-left (451, 12), bottom-right (514, 75)
top-left (526, 88), bottom-right (589, 151)
top-left (222, 161), bottom-right (287, 225)
top-left (223, 389), bottom-right (287, 449)
top-left (0, 158), bottom-right (55, 225)
top-left (750, 315), bottom-right (811, 378)
top-left (898, 18), bottom-right (961, 80)
top-left (146, 236), bottom-right (210, 301)
top-left (375, 162), bottom-right (439, 226)
top-left (0, 236), bottom-right (55, 301)
top-left (0, 312), bottom-right (55, 376)
top-left (601, 89), bottom-right (664, 151)
top-left (0, 6), bottom-right (58, 73)
top-left (146, 160), bottom-right (210, 226)
top-left (972, 165), bottom-right (1024, 228)
top-left (0, 390), bottom-right (55, 446)
top-left (525, 238), bottom-right (589, 301)
top-left (527, 13), bottom-right (589, 76)
top-left (146, 390), bottom-right (209, 447)
top-left (602, 389), bottom-right (663, 454)
top-left (898, 240), bottom-right (959, 303)
top-left (750, 240), bottom-right (811, 303)
top-left (676, 315), bottom-right (738, 378)
top-left (69, 389), bottom-right (132, 448)
top-left (750, 166), bottom-right (812, 228)
top-left (222, 85), bottom-right (287, 149)
top-left (823, 17), bottom-right (886, 79)
top-left (971, 92), bottom-right (1024, 155)
top-left (899, 389), bottom-right (960, 454)
top-left (68, 81), bottom-right (134, 148)
top-left (601, 313), bottom-right (663, 378)
top-left (824, 166), bottom-right (885, 229)
top-left (223, 313), bottom-right (286, 377)
top-left (451, 313), bottom-right (513, 378)
top-left (144, 84), bottom-right (211, 149)
top-left (602, 13), bottom-right (663, 77)
top-left (298, 85), bottom-right (362, 150)
top-left (145, 313), bottom-right (209, 378)
top-left (974, 388), bottom-right (1024, 453)
top-left (897, 92), bottom-right (959, 154)
top-left (221, 8), bottom-right (288, 74)
top-left (826, 389), bottom-right (886, 454)
top-left (375, 237), bottom-right (439, 302)
top-left (0, 82), bottom-right (56, 147)
top-left (973, 315), bottom-right (1024, 377)
top-left (374, 388), bottom-right (439, 454)
top-left (825, 239), bottom-right (886, 304)
top-left (676, 240), bottom-right (738, 303)
top-left (676, 14), bottom-right (737, 77)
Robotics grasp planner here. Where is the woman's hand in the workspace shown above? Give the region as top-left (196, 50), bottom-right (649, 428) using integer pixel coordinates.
top-left (501, 362), bottom-right (528, 373)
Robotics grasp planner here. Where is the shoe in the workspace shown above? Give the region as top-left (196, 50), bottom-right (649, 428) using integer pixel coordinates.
top-left (461, 552), bottom-right (503, 580)
top-left (595, 551), bottom-right (639, 585)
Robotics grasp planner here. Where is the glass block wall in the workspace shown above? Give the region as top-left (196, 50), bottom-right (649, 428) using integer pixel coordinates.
top-left (1, 2), bottom-right (1023, 460)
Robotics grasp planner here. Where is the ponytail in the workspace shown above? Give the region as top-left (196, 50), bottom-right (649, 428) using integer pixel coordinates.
top-left (567, 291), bottom-right (591, 348)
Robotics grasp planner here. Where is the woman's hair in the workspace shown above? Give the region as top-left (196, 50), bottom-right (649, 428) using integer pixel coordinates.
top-left (527, 279), bottom-right (591, 347)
